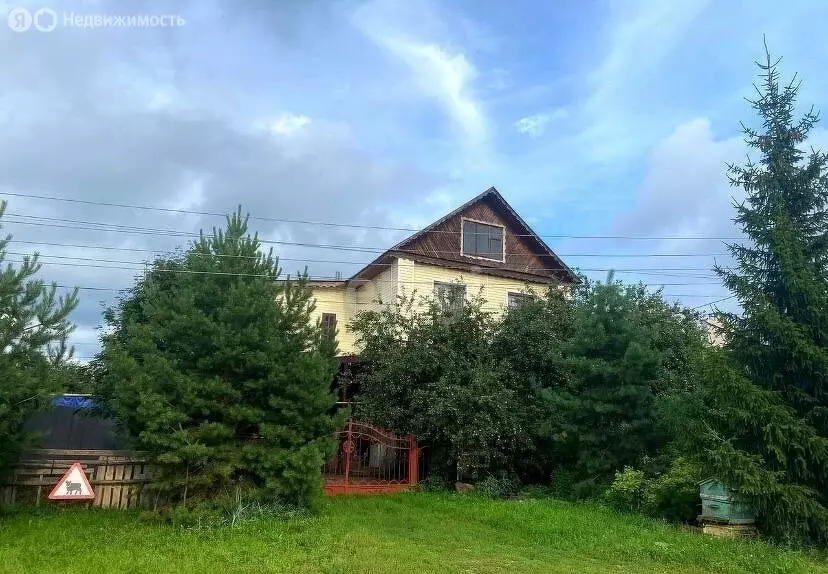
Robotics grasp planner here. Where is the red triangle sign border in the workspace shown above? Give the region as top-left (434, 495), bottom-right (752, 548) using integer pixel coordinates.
top-left (48, 462), bottom-right (96, 501)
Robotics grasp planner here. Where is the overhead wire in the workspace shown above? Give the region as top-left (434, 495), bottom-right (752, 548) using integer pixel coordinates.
top-left (3, 249), bottom-right (726, 277)
top-left (1, 216), bottom-right (731, 258)
top-left (1, 192), bottom-right (744, 241)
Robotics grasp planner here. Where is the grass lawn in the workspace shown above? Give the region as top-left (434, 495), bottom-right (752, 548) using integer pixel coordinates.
top-left (0, 493), bottom-right (825, 574)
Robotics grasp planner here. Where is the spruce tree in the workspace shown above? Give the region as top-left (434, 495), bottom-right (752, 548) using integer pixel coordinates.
top-left (717, 45), bottom-right (828, 436)
top-left (704, 44), bottom-right (828, 544)
top-left (95, 209), bottom-right (338, 508)
top-left (0, 200), bottom-right (78, 474)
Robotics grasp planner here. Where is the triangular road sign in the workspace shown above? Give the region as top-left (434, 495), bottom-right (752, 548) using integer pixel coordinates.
top-left (48, 462), bottom-right (95, 501)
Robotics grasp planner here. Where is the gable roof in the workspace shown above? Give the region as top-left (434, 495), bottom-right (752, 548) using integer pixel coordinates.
top-left (347, 187), bottom-right (578, 284)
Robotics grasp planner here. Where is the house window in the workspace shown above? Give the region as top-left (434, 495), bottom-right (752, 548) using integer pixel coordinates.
top-left (321, 313), bottom-right (337, 339)
top-left (434, 281), bottom-right (466, 312)
top-left (507, 292), bottom-right (535, 310)
top-left (462, 219), bottom-right (504, 261)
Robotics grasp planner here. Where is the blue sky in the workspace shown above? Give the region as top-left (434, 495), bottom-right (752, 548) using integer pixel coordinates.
top-left (2, 0), bottom-right (828, 359)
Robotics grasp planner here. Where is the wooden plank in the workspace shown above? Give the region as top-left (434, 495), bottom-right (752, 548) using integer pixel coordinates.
top-left (1, 449), bottom-right (153, 510)
top-left (26, 449), bottom-right (147, 457)
top-left (7, 477), bottom-right (151, 487)
top-left (112, 461), bottom-right (125, 509)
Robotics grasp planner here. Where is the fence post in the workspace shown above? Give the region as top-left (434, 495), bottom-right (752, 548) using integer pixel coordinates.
top-left (407, 436), bottom-right (420, 486)
top-left (344, 419), bottom-right (353, 494)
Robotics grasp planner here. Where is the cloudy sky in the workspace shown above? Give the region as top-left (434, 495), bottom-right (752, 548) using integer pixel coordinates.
top-left (2, 0), bottom-right (828, 360)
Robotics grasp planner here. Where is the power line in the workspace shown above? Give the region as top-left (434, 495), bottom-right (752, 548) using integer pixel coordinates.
top-left (17, 260), bottom-right (724, 286)
top-left (5, 249), bottom-right (726, 277)
top-left (1, 218), bottom-right (731, 258)
top-left (6, 238), bottom-right (728, 260)
top-left (690, 294), bottom-right (737, 310)
top-left (2, 192), bottom-right (743, 240)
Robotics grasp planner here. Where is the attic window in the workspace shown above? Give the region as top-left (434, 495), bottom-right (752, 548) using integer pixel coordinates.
top-left (462, 219), bottom-right (504, 261)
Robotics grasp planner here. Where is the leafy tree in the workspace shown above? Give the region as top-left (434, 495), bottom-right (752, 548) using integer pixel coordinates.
top-left (0, 200), bottom-right (77, 474)
top-left (716, 46), bottom-right (828, 436)
top-left (350, 291), bottom-right (534, 483)
top-left (95, 209), bottom-right (339, 508)
top-left (492, 288), bottom-right (574, 481)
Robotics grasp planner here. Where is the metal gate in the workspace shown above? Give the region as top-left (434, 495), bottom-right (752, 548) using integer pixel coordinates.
top-left (323, 420), bottom-right (420, 495)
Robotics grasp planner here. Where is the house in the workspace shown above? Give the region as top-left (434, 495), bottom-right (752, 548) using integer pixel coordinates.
top-left (705, 315), bottom-right (726, 347)
top-left (308, 187), bottom-right (578, 357)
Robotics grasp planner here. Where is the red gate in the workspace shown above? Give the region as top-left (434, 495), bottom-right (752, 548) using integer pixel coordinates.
top-left (324, 420), bottom-right (420, 495)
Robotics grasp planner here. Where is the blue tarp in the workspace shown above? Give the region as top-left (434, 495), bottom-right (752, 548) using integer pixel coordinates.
top-left (51, 395), bottom-right (96, 409)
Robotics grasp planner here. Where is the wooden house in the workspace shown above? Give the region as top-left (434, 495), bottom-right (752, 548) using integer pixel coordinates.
top-left (308, 186), bottom-right (578, 357)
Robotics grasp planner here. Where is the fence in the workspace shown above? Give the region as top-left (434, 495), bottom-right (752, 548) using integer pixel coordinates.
top-left (323, 420), bottom-right (421, 495)
top-left (2, 422), bottom-right (420, 507)
top-left (0, 449), bottom-right (152, 509)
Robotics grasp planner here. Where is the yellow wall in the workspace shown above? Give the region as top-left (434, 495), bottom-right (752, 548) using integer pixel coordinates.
top-left (310, 256), bottom-right (557, 356)
top-left (308, 285), bottom-right (356, 354)
top-left (396, 257), bottom-right (551, 315)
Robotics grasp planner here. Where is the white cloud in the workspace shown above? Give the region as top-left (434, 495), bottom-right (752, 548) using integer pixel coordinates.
top-left (379, 38), bottom-right (485, 146)
top-left (515, 114), bottom-right (549, 137)
top-left (578, 0), bottom-right (711, 160)
top-left (615, 117), bottom-right (744, 237)
top-left (352, 0), bottom-right (487, 148)
top-left (515, 109), bottom-right (567, 138)
top-left (268, 113), bottom-right (311, 136)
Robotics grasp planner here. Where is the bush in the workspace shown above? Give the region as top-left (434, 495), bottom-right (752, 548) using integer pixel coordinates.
top-left (603, 467), bottom-right (646, 512)
top-left (418, 474), bottom-right (452, 492)
top-left (548, 468), bottom-right (578, 500)
top-left (476, 474), bottom-right (521, 499)
top-left (643, 458), bottom-right (701, 523)
top-left (604, 459), bottom-right (703, 522)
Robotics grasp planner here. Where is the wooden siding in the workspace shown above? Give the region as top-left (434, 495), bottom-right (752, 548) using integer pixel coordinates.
top-left (309, 263), bottom-right (399, 356)
top-left (308, 284), bottom-right (356, 354)
top-left (397, 257), bottom-right (551, 315)
top-left (396, 197), bottom-right (559, 280)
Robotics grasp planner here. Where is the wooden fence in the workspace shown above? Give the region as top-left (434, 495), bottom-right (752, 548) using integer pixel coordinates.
top-left (0, 449), bottom-right (152, 509)
top-left (2, 421), bottom-right (421, 509)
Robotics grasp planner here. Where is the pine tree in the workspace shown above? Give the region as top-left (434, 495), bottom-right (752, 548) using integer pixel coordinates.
top-left (95, 209), bottom-right (339, 508)
top-left (0, 200), bottom-right (78, 474)
top-left (548, 277), bottom-right (671, 489)
top-left (717, 44), bottom-right (828, 436)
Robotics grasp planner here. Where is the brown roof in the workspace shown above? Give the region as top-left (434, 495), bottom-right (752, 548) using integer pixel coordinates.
top-left (348, 187), bottom-right (578, 284)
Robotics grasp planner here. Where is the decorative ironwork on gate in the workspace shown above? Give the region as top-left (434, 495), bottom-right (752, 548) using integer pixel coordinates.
top-left (324, 420), bottom-right (420, 495)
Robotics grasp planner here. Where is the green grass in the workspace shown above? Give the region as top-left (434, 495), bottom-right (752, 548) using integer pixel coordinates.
top-left (0, 493), bottom-right (825, 573)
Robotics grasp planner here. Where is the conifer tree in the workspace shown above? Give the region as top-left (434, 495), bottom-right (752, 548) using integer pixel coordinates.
top-left (0, 200), bottom-right (77, 473)
top-left (704, 44), bottom-right (828, 544)
top-left (717, 44), bottom-right (828, 436)
top-left (547, 277), bottom-right (689, 488)
top-left (95, 209), bottom-right (338, 508)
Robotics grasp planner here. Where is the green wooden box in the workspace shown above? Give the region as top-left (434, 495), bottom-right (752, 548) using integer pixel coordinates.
top-left (699, 478), bottom-right (755, 525)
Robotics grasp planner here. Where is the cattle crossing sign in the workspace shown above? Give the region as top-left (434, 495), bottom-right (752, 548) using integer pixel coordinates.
top-left (48, 462), bottom-right (95, 501)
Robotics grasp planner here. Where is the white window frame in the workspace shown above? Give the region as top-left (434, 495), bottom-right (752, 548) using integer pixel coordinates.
top-left (460, 217), bottom-right (506, 263)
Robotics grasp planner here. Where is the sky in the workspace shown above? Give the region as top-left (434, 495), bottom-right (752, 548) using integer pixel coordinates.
top-left (2, 0), bottom-right (828, 361)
